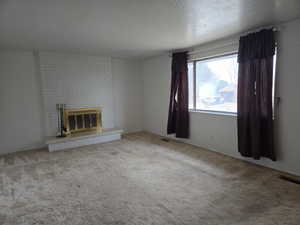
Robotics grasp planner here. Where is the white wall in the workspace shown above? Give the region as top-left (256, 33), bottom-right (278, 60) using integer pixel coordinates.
top-left (142, 19), bottom-right (300, 176)
top-left (112, 58), bottom-right (143, 133)
top-left (0, 51), bottom-right (143, 154)
top-left (143, 55), bottom-right (171, 136)
top-left (0, 51), bottom-right (45, 154)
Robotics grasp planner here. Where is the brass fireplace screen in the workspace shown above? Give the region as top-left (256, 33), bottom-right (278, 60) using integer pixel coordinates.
top-left (64, 108), bottom-right (102, 135)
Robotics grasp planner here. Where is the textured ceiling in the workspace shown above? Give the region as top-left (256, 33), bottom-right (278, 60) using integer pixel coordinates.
top-left (0, 0), bottom-right (300, 58)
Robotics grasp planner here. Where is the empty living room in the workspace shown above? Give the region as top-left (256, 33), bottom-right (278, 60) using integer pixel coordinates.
top-left (1, 0), bottom-right (300, 224)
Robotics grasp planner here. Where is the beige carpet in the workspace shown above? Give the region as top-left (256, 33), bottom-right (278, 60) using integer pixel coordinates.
top-left (0, 132), bottom-right (300, 225)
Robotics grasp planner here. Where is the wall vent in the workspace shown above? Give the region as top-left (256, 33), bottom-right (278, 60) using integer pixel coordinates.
top-left (161, 138), bottom-right (170, 142)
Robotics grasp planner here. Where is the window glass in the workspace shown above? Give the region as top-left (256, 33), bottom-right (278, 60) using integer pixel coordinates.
top-left (188, 62), bottom-right (194, 109)
top-left (195, 54), bottom-right (238, 113)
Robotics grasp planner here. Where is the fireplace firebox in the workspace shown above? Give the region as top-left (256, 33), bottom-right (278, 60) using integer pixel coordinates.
top-left (63, 108), bottom-right (102, 135)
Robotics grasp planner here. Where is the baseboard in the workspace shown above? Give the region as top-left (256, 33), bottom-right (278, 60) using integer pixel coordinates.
top-left (0, 143), bottom-right (47, 156)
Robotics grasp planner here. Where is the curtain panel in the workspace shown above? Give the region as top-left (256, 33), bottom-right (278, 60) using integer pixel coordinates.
top-left (237, 29), bottom-right (276, 161)
top-left (167, 52), bottom-right (189, 138)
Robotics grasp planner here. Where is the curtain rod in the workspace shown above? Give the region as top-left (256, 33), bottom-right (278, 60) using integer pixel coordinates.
top-left (239, 25), bottom-right (281, 37)
top-left (168, 25), bottom-right (282, 57)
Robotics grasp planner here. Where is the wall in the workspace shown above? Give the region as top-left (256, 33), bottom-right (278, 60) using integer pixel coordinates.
top-left (0, 51), bottom-right (143, 154)
top-left (0, 51), bottom-right (45, 154)
top-left (143, 55), bottom-right (171, 136)
top-left (142, 19), bottom-right (300, 176)
top-left (112, 58), bottom-right (143, 133)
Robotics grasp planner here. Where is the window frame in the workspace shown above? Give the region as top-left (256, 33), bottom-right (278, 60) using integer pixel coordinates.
top-left (188, 52), bottom-right (239, 116)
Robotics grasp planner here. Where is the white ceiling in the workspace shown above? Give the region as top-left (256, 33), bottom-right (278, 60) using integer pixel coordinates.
top-left (0, 0), bottom-right (300, 58)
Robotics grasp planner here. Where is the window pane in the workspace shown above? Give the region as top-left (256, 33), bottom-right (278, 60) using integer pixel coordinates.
top-left (188, 62), bottom-right (194, 109)
top-left (195, 54), bottom-right (238, 113)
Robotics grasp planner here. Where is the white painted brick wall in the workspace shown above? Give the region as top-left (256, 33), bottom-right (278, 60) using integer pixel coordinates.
top-left (39, 52), bottom-right (115, 136)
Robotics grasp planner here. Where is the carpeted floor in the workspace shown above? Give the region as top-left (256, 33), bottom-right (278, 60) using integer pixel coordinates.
top-left (0, 132), bottom-right (300, 225)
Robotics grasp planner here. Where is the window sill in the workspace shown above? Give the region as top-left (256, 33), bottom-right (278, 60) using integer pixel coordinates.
top-left (189, 109), bottom-right (237, 117)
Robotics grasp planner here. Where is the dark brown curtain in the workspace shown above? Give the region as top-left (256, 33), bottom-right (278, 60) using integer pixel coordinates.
top-left (167, 52), bottom-right (189, 138)
top-left (237, 29), bottom-right (276, 161)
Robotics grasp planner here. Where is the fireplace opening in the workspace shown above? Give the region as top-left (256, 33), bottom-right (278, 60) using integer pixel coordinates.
top-left (64, 108), bottom-right (102, 135)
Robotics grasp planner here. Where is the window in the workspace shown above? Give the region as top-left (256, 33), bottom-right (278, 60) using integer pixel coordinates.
top-left (188, 54), bottom-right (238, 114)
